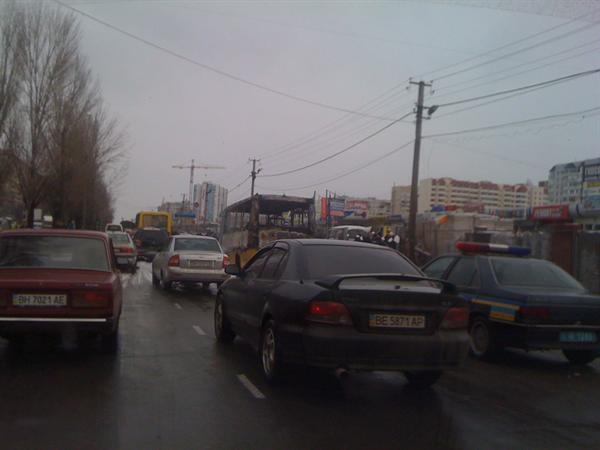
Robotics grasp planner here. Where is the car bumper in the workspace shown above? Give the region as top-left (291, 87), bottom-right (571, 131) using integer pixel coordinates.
top-left (116, 256), bottom-right (136, 266)
top-left (496, 322), bottom-right (600, 351)
top-left (0, 316), bottom-right (118, 336)
top-left (295, 324), bottom-right (470, 371)
top-left (165, 267), bottom-right (228, 284)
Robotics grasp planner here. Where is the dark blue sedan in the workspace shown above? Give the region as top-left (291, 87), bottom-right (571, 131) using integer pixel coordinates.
top-left (422, 242), bottom-right (600, 365)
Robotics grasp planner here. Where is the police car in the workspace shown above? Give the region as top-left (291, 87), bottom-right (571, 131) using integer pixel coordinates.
top-left (422, 242), bottom-right (600, 365)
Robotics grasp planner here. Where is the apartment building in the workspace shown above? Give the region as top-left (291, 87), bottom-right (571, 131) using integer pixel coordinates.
top-left (193, 182), bottom-right (228, 224)
top-left (391, 185), bottom-right (411, 216)
top-left (417, 177), bottom-right (534, 213)
top-left (548, 157), bottom-right (600, 206)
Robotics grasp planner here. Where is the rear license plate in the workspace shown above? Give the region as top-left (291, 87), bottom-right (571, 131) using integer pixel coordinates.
top-left (117, 257), bottom-right (130, 264)
top-left (13, 294), bottom-right (67, 307)
top-left (369, 313), bottom-right (426, 329)
top-left (188, 260), bottom-right (213, 269)
top-left (560, 331), bottom-right (597, 343)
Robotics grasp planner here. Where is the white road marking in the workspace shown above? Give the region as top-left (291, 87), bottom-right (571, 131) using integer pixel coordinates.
top-left (143, 271), bottom-right (152, 282)
top-left (123, 278), bottom-right (130, 289)
top-left (174, 302), bottom-right (183, 310)
top-left (192, 325), bottom-right (206, 336)
top-left (237, 374), bottom-right (266, 399)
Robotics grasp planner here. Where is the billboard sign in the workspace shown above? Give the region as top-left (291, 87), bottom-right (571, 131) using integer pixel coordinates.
top-left (320, 197), bottom-right (345, 219)
top-left (344, 199), bottom-right (369, 218)
top-left (583, 164), bottom-right (600, 210)
top-left (531, 204), bottom-right (570, 222)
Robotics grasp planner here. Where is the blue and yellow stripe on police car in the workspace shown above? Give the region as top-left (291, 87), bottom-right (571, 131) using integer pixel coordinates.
top-left (471, 299), bottom-right (519, 322)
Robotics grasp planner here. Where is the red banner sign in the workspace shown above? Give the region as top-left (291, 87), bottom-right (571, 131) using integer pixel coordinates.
top-left (531, 205), bottom-right (570, 222)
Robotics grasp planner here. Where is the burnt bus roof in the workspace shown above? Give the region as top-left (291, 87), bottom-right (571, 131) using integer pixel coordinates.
top-left (224, 194), bottom-right (313, 215)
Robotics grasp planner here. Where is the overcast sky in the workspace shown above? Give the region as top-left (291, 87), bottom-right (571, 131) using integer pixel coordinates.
top-left (54, 0), bottom-right (600, 220)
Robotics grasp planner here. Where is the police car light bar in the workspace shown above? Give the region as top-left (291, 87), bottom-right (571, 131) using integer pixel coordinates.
top-left (456, 241), bottom-right (531, 256)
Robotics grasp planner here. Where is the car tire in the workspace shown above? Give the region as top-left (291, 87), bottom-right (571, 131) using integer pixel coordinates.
top-left (152, 271), bottom-right (160, 287)
top-left (404, 370), bottom-right (442, 389)
top-left (100, 327), bottom-right (119, 354)
top-left (563, 350), bottom-right (598, 365)
top-left (214, 296), bottom-right (235, 343)
top-left (260, 319), bottom-right (285, 385)
top-left (469, 316), bottom-right (500, 359)
top-left (160, 271), bottom-right (172, 291)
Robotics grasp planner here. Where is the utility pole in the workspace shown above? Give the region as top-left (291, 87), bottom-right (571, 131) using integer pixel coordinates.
top-left (172, 160), bottom-right (225, 210)
top-left (325, 189), bottom-right (330, 230)
top-left (407, 80), bottom-right (432, 262)
top-left (249, 158), bottom-right (261, 197)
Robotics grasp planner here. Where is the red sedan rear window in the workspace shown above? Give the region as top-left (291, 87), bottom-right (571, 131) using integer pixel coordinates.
top-left (0, 236), bottom-right (109, 271)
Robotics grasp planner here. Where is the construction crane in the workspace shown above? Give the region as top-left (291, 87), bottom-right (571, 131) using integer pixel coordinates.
top-left (171, 160), bottom-right (225, 210)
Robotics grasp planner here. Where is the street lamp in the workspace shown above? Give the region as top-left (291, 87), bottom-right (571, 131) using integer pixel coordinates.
top-left (427, 105), bottom-right (439, 116)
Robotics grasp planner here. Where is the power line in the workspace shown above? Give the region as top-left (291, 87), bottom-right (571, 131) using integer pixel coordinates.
top-left (417, 8), bottom-right (600, 80)
top-left (260, 110), bottom-right (414, 178)
top-left (261, 99), bottom-right (415, 171)
top-left (258, 88), bottom-right (412, 162)
top-left (226, 175), bottom-right (251, 193)
top-left (432, 71), bottom-right (600, 120)
top-left (417, 7), bottom-right (600, 80)
top-left (429, 46), bottom-right (600, 110)
top-left (258, 106), bottom-right (600, 193)
top-left (431, 21), bottom-right (599, 82)
top-left (423, 105), bottom-right (600, 139)
top-left (434, 68), bottom-right (600, 109)
top-left (52, 0), bottom-right (397, 121)
top-left (434, 37), bottom-right (600, 94)
top-left (430, 138), bottom-right (547, 169)
top-left (258, 140), bottom-right (414, 192)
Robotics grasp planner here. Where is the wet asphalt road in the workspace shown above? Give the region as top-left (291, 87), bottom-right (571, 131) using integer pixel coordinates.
top-left (1, 262), bottom-right (600, 450)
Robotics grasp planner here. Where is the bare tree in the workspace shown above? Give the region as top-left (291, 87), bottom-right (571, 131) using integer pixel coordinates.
top-left (1, 3), bottom-right (126, 228)
top-left (0, 1), bottom-right (22, 200)
top-left (7, 3), bottom-right (80, 226)
top-left (0, 1), bottom-right (21, 139)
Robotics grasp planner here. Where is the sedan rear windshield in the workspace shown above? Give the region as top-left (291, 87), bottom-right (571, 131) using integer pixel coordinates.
top-left (110, 234), bottom-right (131, 245)
top-left (304, 245), bottom-right (420, 279)
top-left (0, 236), bottom-right (109, 271)
top-left (491, 257), bottom-right (584, 289)
top-left (134, 230), bottom-right (168, 244)
top-left (174, 238), bottom-right (221, 252)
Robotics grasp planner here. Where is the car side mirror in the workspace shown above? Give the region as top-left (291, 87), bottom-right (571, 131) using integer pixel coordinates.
top-left (225, 264), bottom-right (243, 277)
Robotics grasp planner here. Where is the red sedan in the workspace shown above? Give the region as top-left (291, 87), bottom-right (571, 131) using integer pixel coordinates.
top-left (0, 229), bottom-right (122, 352)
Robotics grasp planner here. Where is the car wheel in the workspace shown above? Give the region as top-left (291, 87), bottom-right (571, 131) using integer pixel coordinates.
top-left (160, 271), bottom-right (172, 291)
top-left (260, 319), bottom-right (284, 385)
top-left (563, 350), bottom-right (598, 365)
top-left (469, 316), bottom-right (499, 359)
top-left (214, 296), bottom-right (235, 343)
top-left (100, 328), bottom-right (119, 354)
top-left (152, 271), bottom-right (160, 288)
top-left (404, 370), bottom-right (442, 389)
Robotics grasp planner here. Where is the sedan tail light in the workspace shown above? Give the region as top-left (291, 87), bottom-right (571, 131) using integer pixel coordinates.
top-left (120, 247), bottom-right (134, 254)
top-left (306, 301), bottom-right (353, 326)
top-left (168, 255), bottom-right (180, 267)
top-left (72, 290), bottom-right (111, 308)
top-left (222, 254), bottom-right (230, 268)
top-left (518, 306), bottom-right (550, 323)
top-left (440, 307), bottom-right (469, 329)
